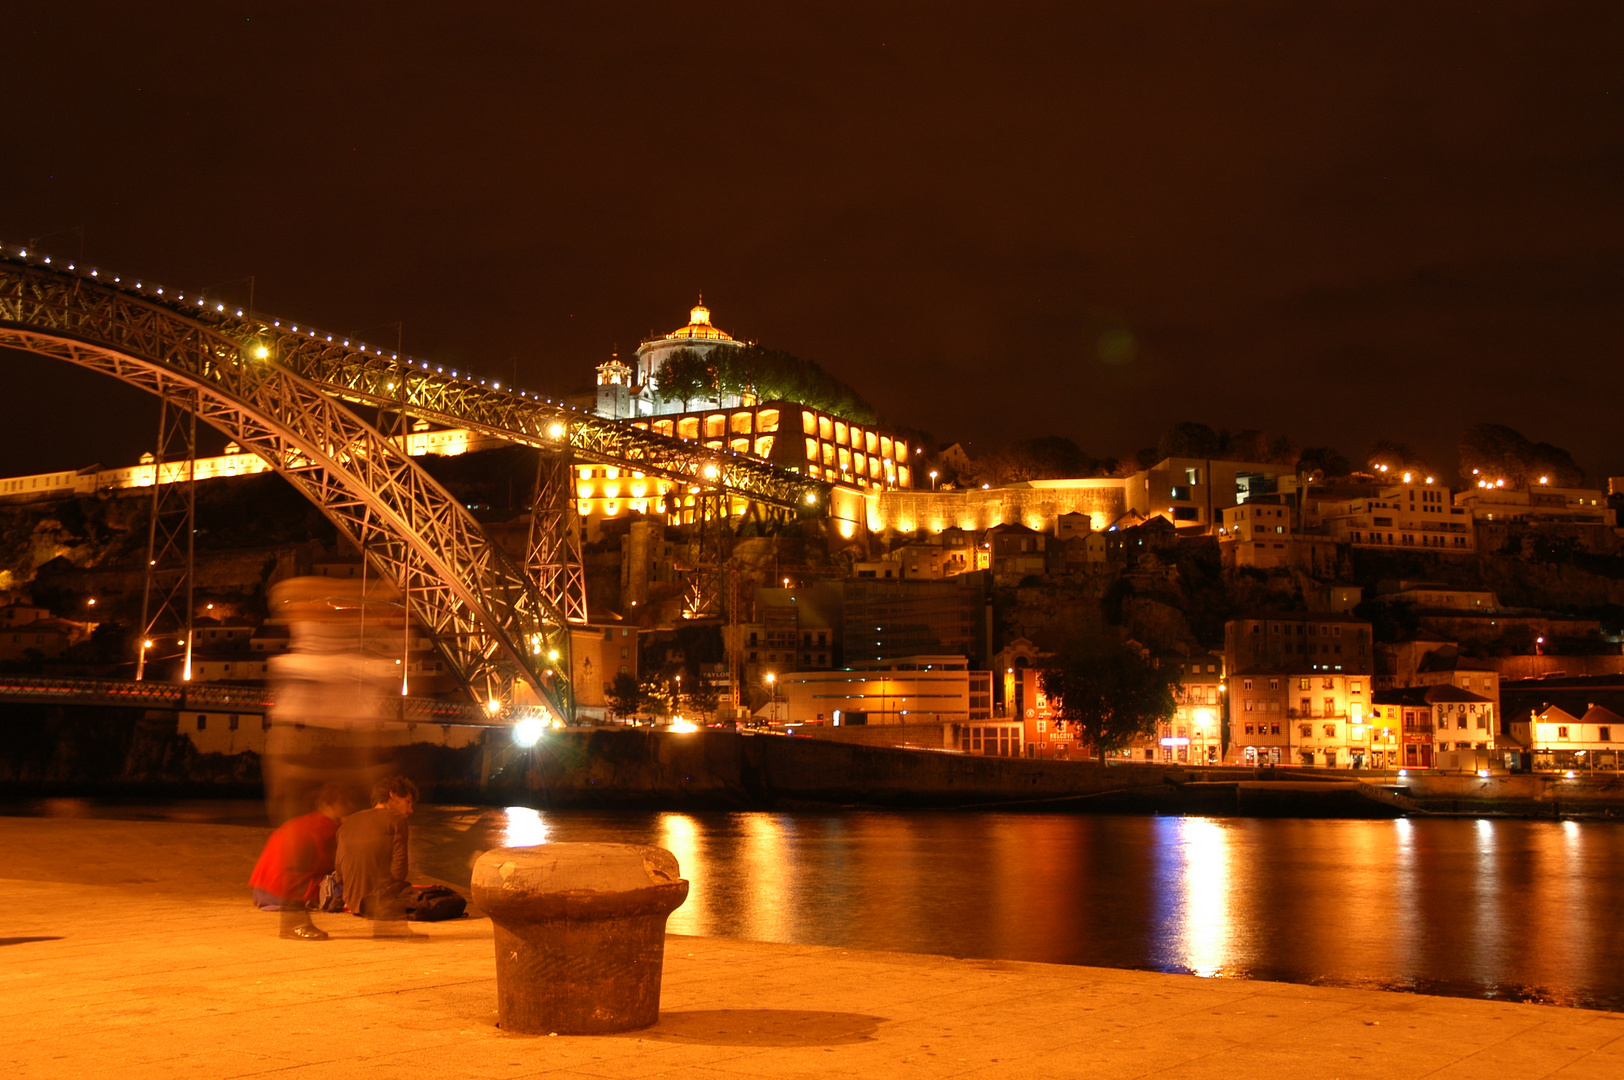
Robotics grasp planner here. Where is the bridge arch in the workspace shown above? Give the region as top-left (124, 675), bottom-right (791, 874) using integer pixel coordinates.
top-left (0, 259), bottom-right (569, 717)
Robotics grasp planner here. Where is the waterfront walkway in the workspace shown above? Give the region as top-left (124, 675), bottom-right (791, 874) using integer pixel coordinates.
top-left (3, 817), bottom-right (1621, 1079)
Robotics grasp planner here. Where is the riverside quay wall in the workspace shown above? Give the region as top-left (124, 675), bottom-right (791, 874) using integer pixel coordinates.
top-left (2, 702), bottom-right (1622, 817)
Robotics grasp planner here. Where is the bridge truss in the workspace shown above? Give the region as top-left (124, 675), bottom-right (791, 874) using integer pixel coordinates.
top-left (0, 247), bottom-right (833, 714)
top-left (0, 257), bottom-right (570, 716)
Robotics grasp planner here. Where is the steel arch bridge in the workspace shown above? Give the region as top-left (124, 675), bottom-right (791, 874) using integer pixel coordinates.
top-left (0, 247), bottom-right (831, 716)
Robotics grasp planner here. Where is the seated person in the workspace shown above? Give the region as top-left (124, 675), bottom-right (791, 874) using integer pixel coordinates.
top-left (335, 775), bottom-right (419, 929)
top-left (249, 781), bottom-right (353, 941)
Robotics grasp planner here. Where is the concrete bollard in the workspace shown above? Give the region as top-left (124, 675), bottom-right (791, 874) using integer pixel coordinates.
top-left (471, 842), bottom-right (689, 1035)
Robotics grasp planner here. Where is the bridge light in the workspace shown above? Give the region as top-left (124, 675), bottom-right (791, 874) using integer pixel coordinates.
top-left (486, 697), bottom-right (502, 716)
top-left (251, 344), bottom-right (270, 360)
top-left (548, 423), bottom-right (565, 439)
top-left (804, 492), bottom-right (817, 505)
top-left (513, 715), bottom-right (545, 747)
top-left (548, 649), bottom-right (560, 662)
top-left (703, 465), bottom-right (719, 480)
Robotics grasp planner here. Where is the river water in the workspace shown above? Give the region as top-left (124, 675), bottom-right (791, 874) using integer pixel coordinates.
top-left (14, 800), bottom-right (1624, 1011)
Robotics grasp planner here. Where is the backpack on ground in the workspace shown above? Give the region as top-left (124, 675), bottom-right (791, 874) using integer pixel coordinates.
top-left (317, 872), bottom-right (345, 913)
top-left (404, 884), bottom-right (467, 922)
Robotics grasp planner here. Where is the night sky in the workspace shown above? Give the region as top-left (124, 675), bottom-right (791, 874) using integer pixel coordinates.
top-left (3, 3), bottom-right (1621, 481)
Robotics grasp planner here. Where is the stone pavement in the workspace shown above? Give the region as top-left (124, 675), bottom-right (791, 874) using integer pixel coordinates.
top-left (3, 816), bottom-right (1622, 1079)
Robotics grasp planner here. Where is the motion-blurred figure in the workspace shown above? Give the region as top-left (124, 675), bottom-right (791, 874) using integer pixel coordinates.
top-left (336, 775), bottom-right (421, 938)
top-left (249, 781), bottom-right (355, 940)
top-left (263, 575), bottom-right (407, 842)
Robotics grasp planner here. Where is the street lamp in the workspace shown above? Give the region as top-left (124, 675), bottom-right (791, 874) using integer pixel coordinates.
top-left (929, 470), bottom-right (939, 490)
top-left (765, 671), bottom-right (777, 722)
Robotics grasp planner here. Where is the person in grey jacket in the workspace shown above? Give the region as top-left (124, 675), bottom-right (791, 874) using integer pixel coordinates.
top-left (335, 775), bottom-right (419, 935)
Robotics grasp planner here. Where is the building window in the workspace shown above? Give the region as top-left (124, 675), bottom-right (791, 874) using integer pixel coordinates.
top-left (1323, 724), bottom-right (1336, 738)
top-left (1558, 726), bottom-right (1570, 739)
top-left (196, 715), bottom-right (206, 731)
top-left (1299, 724), bottom-right (1312, 738)
top-left (228, 714), bottom-right (239, 731)
top-left (1243, 679), bottom-right (1253, 690)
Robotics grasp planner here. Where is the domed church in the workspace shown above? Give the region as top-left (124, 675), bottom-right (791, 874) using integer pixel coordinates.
top-left (595, 298), bottom-right (748, 420)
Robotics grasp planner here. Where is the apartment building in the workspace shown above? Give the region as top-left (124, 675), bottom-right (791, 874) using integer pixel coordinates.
top-left (1318, 481), bottom-right (1476, 552)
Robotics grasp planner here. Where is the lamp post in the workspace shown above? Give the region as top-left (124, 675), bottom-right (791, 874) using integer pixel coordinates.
top-left (765, 671), bottom-right (777, 723)
top-left (929, 470), bottom-right (939, 490)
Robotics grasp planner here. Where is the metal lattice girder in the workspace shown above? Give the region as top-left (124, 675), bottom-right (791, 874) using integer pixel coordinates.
top-left (136, 394), bottom-right (198, 681)
top-left (0, 262), bottom-right (571, 716)
top-left (527, 451), bottom-right (588, 624)
top-left (0, 251), bottom-right (833, 514)
top-left (270, 344), bottom-right (828, 511)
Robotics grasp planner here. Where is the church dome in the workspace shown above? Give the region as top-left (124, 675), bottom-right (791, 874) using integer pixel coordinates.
top-left (657, 297), bottom-right (736, 344)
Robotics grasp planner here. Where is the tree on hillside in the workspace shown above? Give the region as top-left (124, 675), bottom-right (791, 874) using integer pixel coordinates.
top-left (1158, 422), bottom-right (1222, 460)
top-left (1038, 637), bottom-right (1179, 762)
top-left (1458, 424), bottom-right (1584, 488)
top-left (653, 348), bottom-right (708, 412)
top-left (686, 679), bottom-right (721, 720)
top-left (606, 672), bottom-right (642, 721)
top-left (652, 343), bottom-right (878, 421)
top-left (1155, 423), bottom-right (1296, 465)
top-left (1296, 446), bottom-right (1352, 478)
top-left (1366, 440), bottom-right (1430, 478)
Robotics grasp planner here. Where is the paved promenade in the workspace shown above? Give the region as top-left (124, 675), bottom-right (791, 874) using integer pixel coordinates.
top-left (3, 816), bottom-right (1621, 1079)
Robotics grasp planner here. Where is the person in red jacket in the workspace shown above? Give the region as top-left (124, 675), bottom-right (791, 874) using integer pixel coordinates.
top-left (250, 782), bottom-right (353, 940)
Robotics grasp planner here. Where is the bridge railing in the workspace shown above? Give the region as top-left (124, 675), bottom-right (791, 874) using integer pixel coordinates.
top-left (0, 674), bottom-right (494, 725)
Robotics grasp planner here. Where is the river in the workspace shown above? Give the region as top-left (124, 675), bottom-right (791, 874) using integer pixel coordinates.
top-left (13, 800), bottom-right (1624, 1011)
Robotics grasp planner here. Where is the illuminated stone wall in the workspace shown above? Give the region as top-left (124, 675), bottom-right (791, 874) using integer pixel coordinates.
top-left (864, 478), bottom-right (1128, 538)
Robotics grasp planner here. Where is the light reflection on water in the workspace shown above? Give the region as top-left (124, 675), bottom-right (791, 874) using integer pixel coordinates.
top-left (12, 799), bottom-right (1624, 1011)
top-left (419, 809), bottom-right (1624, 1011)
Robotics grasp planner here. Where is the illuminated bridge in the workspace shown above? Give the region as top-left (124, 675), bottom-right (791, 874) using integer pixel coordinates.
top-left (0, 246), bottom-right (832, 718)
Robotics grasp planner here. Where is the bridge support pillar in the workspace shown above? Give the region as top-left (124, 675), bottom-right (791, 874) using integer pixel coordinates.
top-left (527, 452), bottom-right (587, 626)
top-left (136, 393), bottom-right (197, 682)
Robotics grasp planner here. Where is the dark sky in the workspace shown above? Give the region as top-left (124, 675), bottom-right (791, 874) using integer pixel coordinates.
top-left (3, 3), bottom-right (1621, 481)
